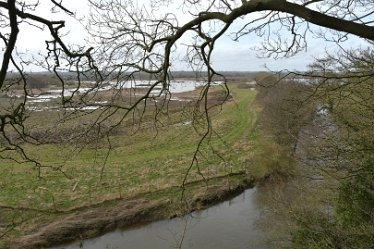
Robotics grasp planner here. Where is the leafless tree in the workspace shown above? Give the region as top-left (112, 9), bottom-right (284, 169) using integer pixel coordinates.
top-left (86, 0), bottom-right (374, 185)
top-left (0, 0), bottom-right (373, 168)
top-left (0, 0), bottom-right (100, 169)
top-left (0, 0), bottom-right (373, 246)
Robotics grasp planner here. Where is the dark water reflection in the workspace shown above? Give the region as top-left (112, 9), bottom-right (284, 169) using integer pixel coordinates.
top-left (54, 188), bottom-right (266, 249)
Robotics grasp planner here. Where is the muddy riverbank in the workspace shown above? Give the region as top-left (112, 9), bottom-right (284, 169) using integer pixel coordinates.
top-left (6, 174), bottom-right (259, 249)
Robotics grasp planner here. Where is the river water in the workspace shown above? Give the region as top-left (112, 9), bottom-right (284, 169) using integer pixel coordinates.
top-left (52, 188), bottom-right (266, 249)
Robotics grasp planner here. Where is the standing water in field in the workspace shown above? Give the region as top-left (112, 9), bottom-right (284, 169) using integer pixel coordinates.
top-left (52, 188), bottom-right (266, 249)
top-left (24, 80), bottom-right (222, 112)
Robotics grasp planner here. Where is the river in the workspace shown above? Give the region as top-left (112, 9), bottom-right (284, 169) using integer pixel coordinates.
top-left (51, 188), bottom-right (266, 249)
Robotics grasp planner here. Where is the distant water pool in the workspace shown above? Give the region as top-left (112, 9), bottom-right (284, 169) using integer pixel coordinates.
top-left (25, 80), bottom-right (222, 112)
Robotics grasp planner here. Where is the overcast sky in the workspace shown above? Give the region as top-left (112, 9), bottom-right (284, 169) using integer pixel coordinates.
top-left (10, 0), bottom-right (372, 72)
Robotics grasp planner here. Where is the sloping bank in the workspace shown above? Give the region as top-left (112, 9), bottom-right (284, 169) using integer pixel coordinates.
top-left (2, 84), bottom-right (263, 249)
top-left (6, 173), bottom-right (262, 249)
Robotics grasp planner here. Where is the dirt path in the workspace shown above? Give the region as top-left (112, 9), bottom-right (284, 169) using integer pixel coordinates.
top-left (243, 100), bottom-right (258, 139)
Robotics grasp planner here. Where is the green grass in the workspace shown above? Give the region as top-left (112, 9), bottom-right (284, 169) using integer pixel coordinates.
top-left (0, 85), bottom-right (270, 237)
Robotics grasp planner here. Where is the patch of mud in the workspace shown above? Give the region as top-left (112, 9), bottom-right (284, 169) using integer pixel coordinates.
top-left (5, 176), bottom-right (255, 249)
top-left (8, 199), bottom-right (167, 249)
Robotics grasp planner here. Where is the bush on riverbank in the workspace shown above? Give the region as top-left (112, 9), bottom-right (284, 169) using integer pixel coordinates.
top-left (255, 48), bottom-right (374, 249)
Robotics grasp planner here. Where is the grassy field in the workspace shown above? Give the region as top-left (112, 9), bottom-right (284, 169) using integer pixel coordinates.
top-left (0, 84), bottom-right (271, 242)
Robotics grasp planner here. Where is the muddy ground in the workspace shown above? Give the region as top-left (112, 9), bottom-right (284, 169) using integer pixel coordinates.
top-left (6, 175), bottom-right (256, 249)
